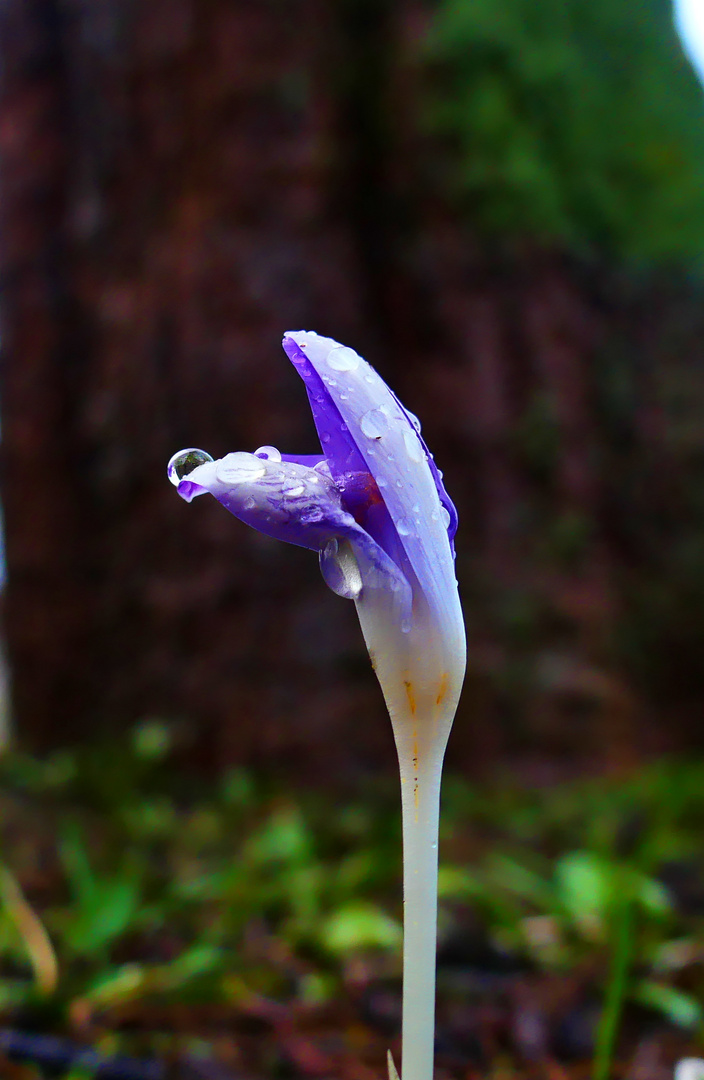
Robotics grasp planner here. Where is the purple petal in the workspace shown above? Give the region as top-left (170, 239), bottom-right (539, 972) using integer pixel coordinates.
top-left (176, 453), bottom-right (347, 552)
top-left (281, 336), bottom-right (370, 480)
top-left (386, 389), bottom-right (459, 547)
top-left (282, 333), bottom-right (458, 549)
top-left (282, 332), bottom-right (459, 625)
top-left (175, 452), bottom-right (413, 625)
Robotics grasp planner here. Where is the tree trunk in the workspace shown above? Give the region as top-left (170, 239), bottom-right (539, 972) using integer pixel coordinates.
top-left (1, 0), bottom-right (683, 776)
top-left (0, 0), bottom-right (392, 776)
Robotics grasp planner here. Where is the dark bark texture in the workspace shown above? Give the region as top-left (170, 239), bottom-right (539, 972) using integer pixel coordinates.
top-left (0, 0), bottom-right (695, 779)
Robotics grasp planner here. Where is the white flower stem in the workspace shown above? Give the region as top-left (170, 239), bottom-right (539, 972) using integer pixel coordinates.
top-left (397, 747), bottom-right (444, 1080)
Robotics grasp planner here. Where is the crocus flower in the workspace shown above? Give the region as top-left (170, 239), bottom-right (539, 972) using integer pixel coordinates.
top-left (168, 331), bottom-right (466, 1080)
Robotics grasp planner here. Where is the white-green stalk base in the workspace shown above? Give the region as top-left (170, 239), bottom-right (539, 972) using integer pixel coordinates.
top-left (398, 754), bottom-right (443, 1080)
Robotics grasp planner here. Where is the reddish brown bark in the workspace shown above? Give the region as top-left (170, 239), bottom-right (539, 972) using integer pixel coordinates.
top-left (0, 0), bottom-right (691, 776)
top-left (0, 0), bottom-right (384, 774)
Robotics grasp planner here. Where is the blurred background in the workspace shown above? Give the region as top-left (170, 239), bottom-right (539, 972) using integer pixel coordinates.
top-left (3, 0), bottom-right (704, 1076)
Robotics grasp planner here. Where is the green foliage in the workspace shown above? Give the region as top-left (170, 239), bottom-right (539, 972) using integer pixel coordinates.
top-left (0, 732), bottom-right (704, 1061)
top-left (423, 0), bottom-right (704, 259)
top-left (0, 727), bottom-right (403, 1026)
top-left (440, 763), bottom-right (704, 1048)
top-left (57, 821), bottom-right (143, 957)
top-left (322, 901), bottom-right (402, 953)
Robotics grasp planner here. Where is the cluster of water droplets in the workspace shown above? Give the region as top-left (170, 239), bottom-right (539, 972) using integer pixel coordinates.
top-left (319, 349), bottom-right (446, 546)
top-left (296, 337), bottom-right (456, 561)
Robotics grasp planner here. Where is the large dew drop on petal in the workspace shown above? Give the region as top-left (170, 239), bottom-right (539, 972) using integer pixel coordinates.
top-left (216, 453), bottom-right (267, 484)
top-left (319, 538), bottom-right (363, 599)
top-left (254, 445), bottom-right (282, 461)
top-left (403, 429), bottom-right (424, 463)
top-left (327, 345), bottom-right (360, 372)
top-left (167, 448), bottom-right (214, 486)
top-left (360, 408), bottom-right (388, 440)
top-left (406, 409), bottom-right (422, 433)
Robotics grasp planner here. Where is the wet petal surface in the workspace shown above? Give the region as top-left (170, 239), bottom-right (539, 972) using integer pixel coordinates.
top-left (282, 331), bottom-right (460, 634)
top-left (169, 330), bottom-right (466, 735)
top-left (174, 449), bottom-right (414, 629)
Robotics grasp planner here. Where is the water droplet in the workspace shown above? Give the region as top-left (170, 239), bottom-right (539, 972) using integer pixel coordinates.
top-left (319, 538), bottom-right (363, 600)
top-left (377, 476), bottom-right (387, 489)
top-left (254, 445), bottom-right (282, 462)
top-left (284, 484), bottom-right (305, 497)
top-left (407, 410), bottom-right (422, 433)
top-left (167, 448), bottom-right (214, 486)
top-left (364, 375), bottom-right (374, 384)
top-left (327, 345), bottom-right (360, 372)
top-left (401, 615), bottom-right (413, 634)
top-left (360, 408), bottom-right (387, 439)
top-left (403, 429), bottom-right (424, 463)
top-left (395, 480), bottom-right (403, 489)
top-left (216, 453), bottom-right (267, 484)
top-left (340, 393), bottom-right (348, 401)
top-left (412, 504), bottom-right (420, 514)
top-left (321, 432), bottom-right (331, 443)
top-left (397, 519), bottom-right (411, 537)
top-left (440, 506), bottom-right (451, 529)
top-left (243, 496), bottom-right (256, 510)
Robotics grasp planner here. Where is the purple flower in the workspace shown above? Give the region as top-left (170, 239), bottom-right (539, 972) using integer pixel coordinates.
top-left (168, 331), bottom-right (465, 735)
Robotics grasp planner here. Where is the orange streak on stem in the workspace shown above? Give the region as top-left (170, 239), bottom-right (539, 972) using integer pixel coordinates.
top-left (405, 679), bottom-right (420, 820)
top-left (436, 672), bottom-right (449, 706)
